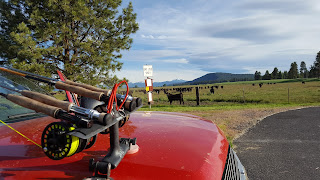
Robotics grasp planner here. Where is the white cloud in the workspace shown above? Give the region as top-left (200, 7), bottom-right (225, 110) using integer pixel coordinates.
top-left (120, 0), bottom-right (320, 82)
top-left (141, 34), bottom-right (154, 39)
top-left (122, 49), bottom-right (186, 61)
top-left (162, 58), bottom-right (188, 64)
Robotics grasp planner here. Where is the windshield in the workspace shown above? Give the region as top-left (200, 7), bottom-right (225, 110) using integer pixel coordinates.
top-left (0, 71), bottom-right (49, 123)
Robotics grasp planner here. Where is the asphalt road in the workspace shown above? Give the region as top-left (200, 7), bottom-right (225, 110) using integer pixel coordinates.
top-left (234, 107), bottom-right (320, 180)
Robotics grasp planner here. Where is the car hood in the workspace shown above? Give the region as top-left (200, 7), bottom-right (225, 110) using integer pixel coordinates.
top-left (0, 111), bottom-right (229, 180)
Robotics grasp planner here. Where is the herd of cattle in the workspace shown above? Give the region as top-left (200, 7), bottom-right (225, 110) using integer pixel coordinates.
top-left (126, 86), bottom-right (224, 105)
top-left (122, 81), bottom-right (307, 105)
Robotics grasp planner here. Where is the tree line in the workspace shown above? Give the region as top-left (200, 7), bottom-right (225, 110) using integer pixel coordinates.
top-left (254, 51), bottom-right (320, 80)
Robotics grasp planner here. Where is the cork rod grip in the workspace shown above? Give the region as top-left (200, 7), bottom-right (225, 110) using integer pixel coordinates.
top-left (124, 100), bottom-right (136, 112)
top-left (21, 90), bottom-right (72, 112)
top-left (97, 113), bottom-right (113, 126)
top-left (6, 94), bottom-right (61, 117)
top-left (65, 80), bottom-right (109, 93)
top-left (55, 81), bottom-right (104, 101)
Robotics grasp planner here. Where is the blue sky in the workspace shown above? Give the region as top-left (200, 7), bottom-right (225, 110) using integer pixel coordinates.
top-left (116, 0), bottom-right (320, 82)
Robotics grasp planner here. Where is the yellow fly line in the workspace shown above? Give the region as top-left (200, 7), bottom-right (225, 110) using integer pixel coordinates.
top-left (0, 119), bottom-right (42, 148)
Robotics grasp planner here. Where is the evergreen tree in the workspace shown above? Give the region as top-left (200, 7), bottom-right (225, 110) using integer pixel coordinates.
top-left (283, 71), bottom-right (288, 79)
top-left (0, 0), bottom-right (139, 86)
top-left (0, 1), bottom-right (31, 60)
top-left (277, 71), bottom-right (282, 79)
top-left (312, 51), bottom-right (320, 78)
top-left (262, 70), bottom-right (271, 80)
top-left (254, 71), bottom-right (261, 80)
top-left (288, 62), bottom-right (298, 79)
top-left (300, 61), bottom-right (308, 78)
top-left (309, 65), bottom-right (317, 78)
top-left (271, 67), bottom-right (279, 79)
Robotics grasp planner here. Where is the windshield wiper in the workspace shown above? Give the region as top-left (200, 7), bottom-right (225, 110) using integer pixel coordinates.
top-left (8, 112), bottom-right (41, 119)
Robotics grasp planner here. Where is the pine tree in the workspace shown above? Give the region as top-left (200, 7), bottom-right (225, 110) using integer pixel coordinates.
top-left (309, 65), bottom-right (317, 78)
top-left (262, 70), bottom-right (271, 80)
top-left (0, 0), bottom-right (139, 86)
top-left (254, 71), bottom-right (261, 80)
top-left (313, 51), bottom-right (320, 78)
top-left (288, 62), bottom-right (298, 79)
top-left (0, 1), bottom-right (31, 60)
top-left (283, 71), bottom-right (288, 79)
top-left (300, 61), bottom-right (308, 78)
top-left (271, 67), bottom-right (278, 79)
top-left (277, 71), bottom-right (282, 79)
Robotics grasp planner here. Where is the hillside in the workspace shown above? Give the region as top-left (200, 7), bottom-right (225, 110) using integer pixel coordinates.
top-left (185, 73), bottom-right (254, 85)
top-left (129, 79), bottom-right (186, 88)
top-left (128, 73), bottom-right (254, 87)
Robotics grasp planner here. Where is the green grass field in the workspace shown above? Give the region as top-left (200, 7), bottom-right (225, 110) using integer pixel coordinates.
top-left (132, 78), bottom-right (320, 110)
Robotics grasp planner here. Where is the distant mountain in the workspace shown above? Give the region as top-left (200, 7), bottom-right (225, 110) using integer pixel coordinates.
top-left (128, 79), bottom-right (186, 88)
top-left (185, 73), bottom-right (254, 85)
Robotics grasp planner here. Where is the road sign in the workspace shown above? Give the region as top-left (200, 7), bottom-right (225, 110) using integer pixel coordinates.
top-left (143, 65), bottom-right (153, 77)
top-left (145, 78), bottom-right (153, 91)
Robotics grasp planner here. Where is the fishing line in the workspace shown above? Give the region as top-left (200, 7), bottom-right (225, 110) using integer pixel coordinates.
top-left (0, 119), bottom-right (42, 148)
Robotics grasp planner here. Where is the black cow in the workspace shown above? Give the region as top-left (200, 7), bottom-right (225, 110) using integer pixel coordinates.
top-left (165, 92), bottom-right (184, 105)
top-left (210, 87), bottom-right (215, 94)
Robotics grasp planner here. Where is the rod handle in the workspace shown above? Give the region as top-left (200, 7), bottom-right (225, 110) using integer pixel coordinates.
top-left (6, 94), bottom-right (61, 117)
top-left (124, 100), bottom-right (136, 112)
top-left (97, 113), bottom-right (113, 126)
top-left (55, 81), bottom-right (104, 101)
top-left (133, 97), bottom-right (142, 107)
top-left (21, 90), bottom-right (72, 112)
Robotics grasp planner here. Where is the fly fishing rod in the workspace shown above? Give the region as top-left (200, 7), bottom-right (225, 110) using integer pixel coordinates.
top-left (57, 70), bottom-right (80, 106)
top-left (7, 66), bottom-right (142, 107)
top-left (0, 67), bottom-right (141, 111)
top-left (0, 84), bottom-right (115, 126)
top-left (0, 92), bottom-right (92, 128)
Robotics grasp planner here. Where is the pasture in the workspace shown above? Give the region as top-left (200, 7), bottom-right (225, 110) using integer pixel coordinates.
top-left (131, 79), bottom-right (320, 107)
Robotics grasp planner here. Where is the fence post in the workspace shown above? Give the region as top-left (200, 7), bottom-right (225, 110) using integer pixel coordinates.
top-left (196, 86), bottom-right (200, 106)
top-left (243, 88), bottom-right (245, 103)
top-left (288, 88), bottom-right (290, 103)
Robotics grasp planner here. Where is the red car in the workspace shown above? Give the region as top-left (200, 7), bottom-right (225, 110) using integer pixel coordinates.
top-left (0, 71), bottom-right (247, 180)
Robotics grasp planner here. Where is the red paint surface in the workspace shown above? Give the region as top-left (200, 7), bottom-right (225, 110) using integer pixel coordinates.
top-left (0, 111), bottom-right (229, 180)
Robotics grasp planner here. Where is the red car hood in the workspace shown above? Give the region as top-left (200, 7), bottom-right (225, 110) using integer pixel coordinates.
top-left (0, 111), bottom-right (229, 180)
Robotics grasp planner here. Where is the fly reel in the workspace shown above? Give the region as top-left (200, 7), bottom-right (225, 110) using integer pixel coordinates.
top-left (41, 122), bottom-right (87, 160)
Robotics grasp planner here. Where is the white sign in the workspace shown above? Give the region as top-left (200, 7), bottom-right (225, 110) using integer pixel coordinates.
top-left (148, 91), bottom-right (153, 102)
top-left (146, 79), bottom-right (152, 86)
top-left (143, 65), bottom-right (153, 77)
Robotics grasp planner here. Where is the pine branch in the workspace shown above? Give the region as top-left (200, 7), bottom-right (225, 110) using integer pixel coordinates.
top-left (80, 25), bottom-right (93, 42)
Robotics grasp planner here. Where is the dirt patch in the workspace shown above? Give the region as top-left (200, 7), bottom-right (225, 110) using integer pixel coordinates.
top-left (185, 106), bottom-right (307, 142)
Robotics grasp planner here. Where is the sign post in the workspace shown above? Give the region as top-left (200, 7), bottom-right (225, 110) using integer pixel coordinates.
top-left (143, 65), bottom-right (153, 109)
